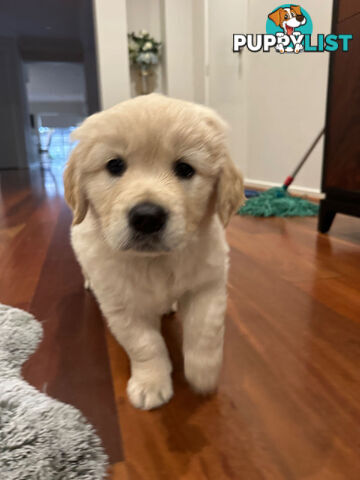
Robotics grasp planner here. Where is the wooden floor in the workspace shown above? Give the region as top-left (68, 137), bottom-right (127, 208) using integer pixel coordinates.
top-left (1, 164), bottom-right (360, 479)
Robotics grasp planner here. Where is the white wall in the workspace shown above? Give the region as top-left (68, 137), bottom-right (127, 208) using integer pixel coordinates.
top-left (25, 62), bottom-right (86, 102)
top-left (207, 0), bottom-right (248, 173)
top-left (162, 0), bottom-right (194, 101)
top-left (93, 0), bottom-right (130, 109)
top-left (192, 0), bottom-right (206, 104)
top-left (92, 0), bottom-right (332, 193)
top-left (245, 0), bottom-right (333, 193)
top-left (25, 61), bottom-right (87, 128)
top-left (28, 102), bottom-right (86, 128)
top-left (93, 0), bottom-right (197, 103)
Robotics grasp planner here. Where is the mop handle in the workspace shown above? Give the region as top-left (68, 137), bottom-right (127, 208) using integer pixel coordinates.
top-left (283, 127), bottom-right (325, 189)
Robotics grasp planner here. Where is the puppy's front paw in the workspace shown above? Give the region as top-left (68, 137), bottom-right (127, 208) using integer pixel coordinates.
top-left (127, 374), bottom-right (173, 410)
top-left (185, 352), bottom-right (222, 394)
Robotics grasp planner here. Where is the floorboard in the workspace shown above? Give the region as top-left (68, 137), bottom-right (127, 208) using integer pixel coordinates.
top-left (1, 165), bottom-right (360, 479)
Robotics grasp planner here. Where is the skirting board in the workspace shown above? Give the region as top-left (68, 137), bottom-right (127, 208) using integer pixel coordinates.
top-left (244, 178), bottom-right (325, 199)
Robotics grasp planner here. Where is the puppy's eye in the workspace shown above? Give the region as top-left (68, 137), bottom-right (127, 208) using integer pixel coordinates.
top-left (174, 160), bottom-right (195, 180)
top-left (284, 14), bottom-right (289, 19)
top-left (106, 158), bottom-right (127, 176)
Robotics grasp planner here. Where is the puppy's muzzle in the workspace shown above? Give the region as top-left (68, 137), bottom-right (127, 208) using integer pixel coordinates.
top-left (128, 202), bottom-right (168, 235)
top-left (296, 14), bottom-right (305, 22)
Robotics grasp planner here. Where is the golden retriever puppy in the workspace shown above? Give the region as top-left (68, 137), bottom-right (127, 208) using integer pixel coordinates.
top-left (64, 94), bottom-right (244, 410)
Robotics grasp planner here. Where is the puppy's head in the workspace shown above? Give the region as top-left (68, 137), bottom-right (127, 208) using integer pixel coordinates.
top-left (64, 94), bottom-right (244, 255)
top-left (268, 5), bottom-right (306, 34)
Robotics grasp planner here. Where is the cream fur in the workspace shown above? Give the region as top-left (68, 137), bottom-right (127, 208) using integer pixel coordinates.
top-left (64, 94), bottom-right (244, 410)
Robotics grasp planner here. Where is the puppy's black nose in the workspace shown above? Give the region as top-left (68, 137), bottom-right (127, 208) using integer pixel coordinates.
top-left (129, 202), bottom-right (167, 235)
top-left (296, 14), bottom-right (305, 22)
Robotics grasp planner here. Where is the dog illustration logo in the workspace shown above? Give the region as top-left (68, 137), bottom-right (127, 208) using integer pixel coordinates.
top-left (233, 4), bottom-right (352, 54)
top-left (269, 6), bottom-right (306, 34)
top-left (267, 4), bottom-right (312, 54)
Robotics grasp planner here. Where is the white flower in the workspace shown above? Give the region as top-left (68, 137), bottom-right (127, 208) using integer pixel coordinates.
top-left (136, 53), bottom-right (149, 64)
top-left (143, 41), bottom-right (153, 51)
top-left (136, 52), bottom-right (158, 65)
top-left (128, 40), bottom-right (139, 51)
top-left (138, 29), bottom-right (148, 38)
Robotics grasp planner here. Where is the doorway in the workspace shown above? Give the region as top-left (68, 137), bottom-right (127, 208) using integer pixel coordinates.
top-left (0, 0), bottom-right (99, 171)
top-left (24, 61), bottom-right (87, 169)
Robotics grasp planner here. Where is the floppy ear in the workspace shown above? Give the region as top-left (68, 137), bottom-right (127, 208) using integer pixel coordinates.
top-left (268, 8), bottom-right (282, 26)
top-left (291, 5), bottom-right (302, 16)
top-left (216, 153), bottom-right (245, 227)
top-left (63, 145), bottom-right (88, 225)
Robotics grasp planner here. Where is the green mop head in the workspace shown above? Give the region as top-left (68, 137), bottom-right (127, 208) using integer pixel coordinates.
top-left (239, 128), bottom-right (325, 217)
top-left (239, 187), bottom-right (319, 217)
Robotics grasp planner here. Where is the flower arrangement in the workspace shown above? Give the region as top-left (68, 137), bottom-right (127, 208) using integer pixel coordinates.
top-left (128, 30), bottom-right (162, 70)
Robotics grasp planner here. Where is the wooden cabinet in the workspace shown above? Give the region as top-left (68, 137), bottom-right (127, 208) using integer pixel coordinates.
top-left (318, 0), bottom-right (360, 233)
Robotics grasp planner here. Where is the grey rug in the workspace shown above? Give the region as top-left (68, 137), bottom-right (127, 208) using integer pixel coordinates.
top-left (0, 304), bottom-right (108, 479)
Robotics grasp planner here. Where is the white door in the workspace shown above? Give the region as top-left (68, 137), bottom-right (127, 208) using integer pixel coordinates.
top-left (206, 0), bottom-right (248, 172)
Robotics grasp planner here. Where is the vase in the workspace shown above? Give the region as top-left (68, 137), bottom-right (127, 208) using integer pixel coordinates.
top-left (139, 67), bottom-right (151, 95)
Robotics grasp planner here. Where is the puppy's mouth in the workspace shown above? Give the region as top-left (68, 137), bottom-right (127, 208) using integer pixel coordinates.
top-left (126, 232), bottom-right (170, 254)
top-left (122, 232), bottom-right (170, 255)
top-left (285, 25), bottom-right (294, 35)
